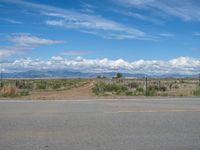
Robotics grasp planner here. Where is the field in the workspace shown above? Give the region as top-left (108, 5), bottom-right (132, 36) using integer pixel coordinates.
top-left (0, 78), bottom-right (199, 99)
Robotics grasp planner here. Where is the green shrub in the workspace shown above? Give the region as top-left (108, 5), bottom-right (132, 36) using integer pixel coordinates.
top-left (19, 89), bottom-right (29, 96)
top-left (125, 91), bottom-right (133, 96)
top-left (173, 85), bottom-right (179, 89)
top-left (92, 82), bottom-right (105, 95)
top-left (16, 80), bottom-right (33, 89)
top-left (92, 82), bottom-right (128, 95)
top-left (136, 87), bottom-right (144, 93)
top-left (148, 85), bottom-right (159, 91)
top-left (36, 81), bottom-right (47, 89)
top-left (159, 86), bottom-right (167, 92)
top-left (128, 82), bottom-right (138, 88)
top-left (146, 89), bottom-right (156, 96)
top-left (52, 83), bottom-right (61, 89)
top-left (193, 87), bottom-right (200, 96)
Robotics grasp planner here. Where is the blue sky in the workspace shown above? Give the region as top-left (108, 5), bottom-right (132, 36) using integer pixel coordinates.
top-left (0, 0), bottom-right (200, 74)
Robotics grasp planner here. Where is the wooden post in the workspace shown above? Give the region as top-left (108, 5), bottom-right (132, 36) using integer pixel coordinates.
top-left (199, 74), bottom-right (200, 87)
top-left (0, 64), bottom-right (3, 88)
top-left (145, 77), bottom-right (148, 96)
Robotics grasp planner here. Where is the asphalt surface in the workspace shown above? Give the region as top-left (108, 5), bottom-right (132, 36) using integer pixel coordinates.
top-left (0, 98), bottom-right (200, 150)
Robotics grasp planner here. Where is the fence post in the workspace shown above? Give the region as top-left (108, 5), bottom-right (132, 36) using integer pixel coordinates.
top-left (158, 80), bottom-right (161, 88)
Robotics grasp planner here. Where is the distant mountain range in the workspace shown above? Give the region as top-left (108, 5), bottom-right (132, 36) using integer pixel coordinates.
top-left (1, 70), bottom-right (198, 79)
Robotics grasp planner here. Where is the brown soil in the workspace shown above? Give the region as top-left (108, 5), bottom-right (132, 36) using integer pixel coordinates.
top-left (17, 81), bottom-right (96, 100)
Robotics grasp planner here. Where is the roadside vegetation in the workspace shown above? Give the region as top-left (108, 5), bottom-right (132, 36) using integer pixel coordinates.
top-left (92, 74), bottom-right (200, 97)
top-left (0, 79), bottom-right (90, 97)
top-left (0, 75), bottom-right (199, 98)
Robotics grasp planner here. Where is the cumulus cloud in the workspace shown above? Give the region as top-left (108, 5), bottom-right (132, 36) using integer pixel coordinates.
top-left (2, 56), bottom-right (200, 75)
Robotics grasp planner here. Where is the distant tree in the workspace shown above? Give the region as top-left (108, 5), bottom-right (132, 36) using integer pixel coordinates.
top-left (97, 75), bottom-right (101, 79)
top-left (116, 73), bottom-right (123, 79)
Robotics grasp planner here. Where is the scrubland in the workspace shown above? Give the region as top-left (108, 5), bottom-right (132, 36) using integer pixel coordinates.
top-left (0, 78), bottom-right (199, 98)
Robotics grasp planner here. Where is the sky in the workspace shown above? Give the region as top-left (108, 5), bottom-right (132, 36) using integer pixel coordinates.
top-left (0, 0), bottom-right (200, 74)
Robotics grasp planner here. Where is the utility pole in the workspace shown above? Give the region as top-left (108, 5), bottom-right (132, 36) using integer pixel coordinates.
top-left (199, 73), bottom-right (200, 87)
top-left (145, 77), bottom-right (148, 96)
top-left (0, 64), bottom-right (3, 88)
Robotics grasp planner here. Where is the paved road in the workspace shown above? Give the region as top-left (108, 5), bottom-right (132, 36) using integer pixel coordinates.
top-left (0, 98), bottom-right (200, 150)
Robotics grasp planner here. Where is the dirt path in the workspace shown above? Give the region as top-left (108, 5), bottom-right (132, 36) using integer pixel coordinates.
top-left (19, 81), bottom-right (96, 100)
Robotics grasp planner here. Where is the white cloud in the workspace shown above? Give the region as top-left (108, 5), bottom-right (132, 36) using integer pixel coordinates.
top-left (62, 51), bottom-right (91, 56)
top-left (3, 0), bottom-right (150, 40)
top-left (193, 32), bottom-right (200, 36)
top-left (51, 56), bottom-right (64, 61)
top-left (115, 10), bottom-right (164, 24)
top-left (1, 18), bottom-right (22, 24)
top-left (46, 20), bottom-right (64, 26)
top-left (0, 34), bottom-right (64, 59)
top-left (80, 3), bottom-right (95, 13)
top-left (10, 34), bottom-right (64, 46)
top-left (0, 50), bottom-right (15, 59)
top-left (44, 12), bottom-right (146, 40)
top-left (159, 33), bottom-right (174, 37)
top-left (2, 57), bottom-right (200, 75)
top-left (115, 0), bottom-right (200, 21)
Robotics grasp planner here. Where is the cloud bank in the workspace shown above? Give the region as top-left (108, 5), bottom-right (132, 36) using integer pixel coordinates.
top-left (1, 56), bottom-right (200, 75)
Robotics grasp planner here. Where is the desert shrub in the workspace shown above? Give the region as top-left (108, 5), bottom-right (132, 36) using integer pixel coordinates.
top-left (159, 86), bottom-right (167, 92)
top-left (159, 93), bottom-right (169, 96)
top-left (92, 82), bottom-right (106, 95)
top-left (173, 85), bottom-right (179, 89)
top-left (128, 82), bottom-right (138, 89)
top-left (136, 87), bottom-right (144, 93)
top-left (148, 85), bottom-right (159, 91)
top-left (146, 89), bottom-right (156, 96)
top-left (16, 81), bottom-right (34, 89)
top-left (52, 83), bottom-right (61, 89)
top-left (19, 89), bottom-right (29, 96)
top-left (125, 91), bottom-right (133, 96)
top-left (0, 82), bottom-right (4, 88)
top-left (36, 81), bottom-right (47, 89)
top-left (169, 83), bottom-right (173, 89)
top-left (146, 85), bottom-right (158, 96)
top-left (0, 85), bottom-right (18, 97)
top-left (193, 87), bottom-right (200, 96)
top-left (92, 82), bottom-right (128, 95)
top-left (180, 80), bottom-right (185, 84)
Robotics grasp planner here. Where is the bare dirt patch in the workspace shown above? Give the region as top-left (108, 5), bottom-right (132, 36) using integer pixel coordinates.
top-left (20, 81), bottom-right (96, 100)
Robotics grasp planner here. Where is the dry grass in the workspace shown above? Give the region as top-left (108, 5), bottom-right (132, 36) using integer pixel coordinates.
top-left (0, 85), bottom-right (18, 97)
